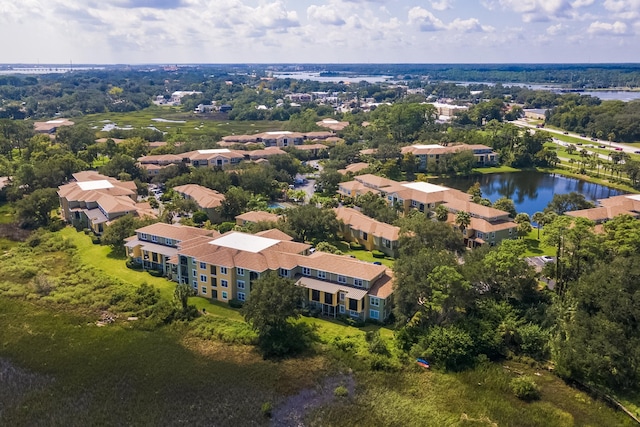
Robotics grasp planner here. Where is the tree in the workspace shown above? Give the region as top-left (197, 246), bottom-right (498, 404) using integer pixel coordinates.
top-left (514, 213), bottom-right (532, 238)
top-left (14, 187), bottom-right (59, 228)
top-left (102, 214), bottom-right (156, 255)
top-left (219, 186), bottom-right (251, 220)
top-left (493, 197), bottom-right (517, 218)
top-left (435, 204), bottom-right (449, 222)
top-left (455, 210), bottom-right (471, 233)
top-left (531, 211), bottom-right (545, 240)
top-left (317, 168), bottom-right (342, 195)
top-left (545, 192), bottom-right (594, 215)
top-left (242, 272), bottom-right (315, 357)
top-left (282, 205), bottom-right (339, 243)
top-left (355, 192), bottom-right (398, 224)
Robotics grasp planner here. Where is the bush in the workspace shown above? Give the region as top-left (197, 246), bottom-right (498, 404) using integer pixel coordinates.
top-left (349, 242), bottom-right (364, 250)
top-left (372, 250), bottom-right (385, 258)
top-left (414, 325), bottom-right (476, 371)
top-left (261, 402), bottom-right (273, 418)
top-left (334, 385), bottom-right (349, 397)
top-left (126, 259), bottom-right (143, 270)
top-left (369, 354), bottom-right (399, 372)
top-left (332, 336), bottom-right (357, 353)
top-left (91, 236), bottom-right (101, 244)
top-left (510, 376), bottom-right (541, 401)
top-left (517, 324), bottom-right (550, 361)
top-left (229, 299), bottom-right (244, 309)
top-left (365, 330), bottom-right (390, 356)
top-left (148, 269), bottom-right (164, 277)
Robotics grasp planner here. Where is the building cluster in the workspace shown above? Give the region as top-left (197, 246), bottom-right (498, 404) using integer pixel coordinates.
top-left (401, 144), bottom-right (498, 171)
top-left (566, 194), bottom-right (640, 223)
top-left (338, 174), bottom-right (517, 248)
top-left (58, 172), bottom-right (155, 233)
top-left (124, 223), bottom-right (393, 321)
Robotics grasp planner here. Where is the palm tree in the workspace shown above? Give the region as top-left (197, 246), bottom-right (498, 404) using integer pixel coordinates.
top-left (455, 210), bottom-right (471, 233)
top-left (532, 211), bottom-right (545, 240)
top-left (435, 204), bottom-right (449, 222)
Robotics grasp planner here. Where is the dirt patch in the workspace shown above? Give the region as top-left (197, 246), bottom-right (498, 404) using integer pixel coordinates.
top-left (271, 372), bottom-right (356, 427)
top-left (0, 224), bottom-right (31, 241)
top-left (0, 358), bottom-right (54, 418)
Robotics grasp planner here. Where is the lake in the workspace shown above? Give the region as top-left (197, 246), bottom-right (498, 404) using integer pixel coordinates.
top-left (435, 171), bottom-right (627, 216)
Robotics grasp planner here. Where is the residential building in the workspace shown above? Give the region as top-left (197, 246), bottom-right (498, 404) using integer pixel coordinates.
top-left (245, 147), bottom-right (287, 161)
top-left (235, 211), bottom-right (281, 227)
top-left (137, 154), bottom-right (183, 178)
top-left (338, 162), bottom-right (369, 175)
top-left (334, 207), bottom-right (400, 257)
top-left (136, 228), bottom-right (394, 321)
top-left (181, 149), bottom-right (245, 168)
top-left (124, 223), bottom-right (217, 274)
top-left (427, 102), bottom-right (469, 120)
top-left (338, 174), bottom-right (517, 248)
top-left (565, 194), bottom-right (640, 224)
top-left (173, 184), bottom-right (225, 222)
top-left (316, 118), bottom-right (349, 131)
top-left (34, 118), bottom-right (74, 134)
top-left (401, 144), bottom-right (498, 171)
top-left (292, 143), bottom-right (329, 159)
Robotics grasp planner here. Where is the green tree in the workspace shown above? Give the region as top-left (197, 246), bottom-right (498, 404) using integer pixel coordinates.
top-left (455, 210), bottom-right (471, 233)
top-left (545, 192), bottom-right (594, 215)
top-left (514, 213), bottom-right (532, 238)
top-left (242, 272), bottom-right (315, 357)
top-left (531, 211), bottom-right (545, 240)
top-left (14, 187), bottom-right (59, 228)
top-left (317, 168), bottom-right (342, 195)
top-left (493, 197), bottom-right (517, 218)
top-left (435, 204), bottom-right (449, 222)
top-left (282, 205), bottom-right (339, 243)
top-left (102, 214), bottom-right (156, 255)
top-left (219, 186), bottom-right (251, 220)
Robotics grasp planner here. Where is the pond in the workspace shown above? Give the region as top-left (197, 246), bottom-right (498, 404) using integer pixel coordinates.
top-left (434, 171), bottom-right (628, 216)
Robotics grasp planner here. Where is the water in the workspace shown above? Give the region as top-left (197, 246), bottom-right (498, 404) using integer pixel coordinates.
top-left (271, 72), bottom-right (393, 84)
top-left (576, 91), bottom-right (640, 102)
top-left (435, 171), bottom-right (627, 216)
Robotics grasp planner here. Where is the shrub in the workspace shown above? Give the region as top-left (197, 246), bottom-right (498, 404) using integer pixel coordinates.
top-left (91, 236), bottom-right (101, 244)
top-left (332, 336), bottom-right (357, 353)
top-left (415, 325), bottom-right (476, 371)
top-left (510, 376), bottom-right (541, 401)
top-left (126, 259), bottom-right (143, 270)
top-left (229, 299), bottom-right (244, 309)
top-left (261, 402), bottom-right (273, 418)
top-left (369, 354), bottom-right (399, 372)
top-left (365, 330), bottom-right (390, 356)
top-left (148, 269), bottom-right (164, 277)
top-left (334, 385), bottom-right (349, 397)
top-left (349, 242), bottom-right (364, 250)
top-left (372, 250), bottom-right (385, 258)
top-left (517, 323), bottom-right (550, 361)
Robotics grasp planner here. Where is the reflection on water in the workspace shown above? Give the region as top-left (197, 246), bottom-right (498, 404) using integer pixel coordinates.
top-left (435, 171), bottom-right (628, 216)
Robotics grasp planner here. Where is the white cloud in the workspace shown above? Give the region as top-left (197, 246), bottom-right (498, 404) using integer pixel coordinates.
top-left (307, 4), bottom-right (346, 25)
top-left (448, 18), bottom-right (494, 33)
top-left (499, 0), bottom-right (574, 22)
top-left (588, 20), bottom-right (628, 34)
top-left (430, 0), bottom-right (452, 11)
top-left (408, 6), bottom-right (446, 31)
top-left (546, 23), bottom-right (566, 35)
top-left (571, 0), bottom-right (594, 7)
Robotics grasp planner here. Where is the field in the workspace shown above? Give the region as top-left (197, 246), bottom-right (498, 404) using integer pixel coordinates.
top-left (0, 226), bottom-right (636, 425)
top-left (73, 107), bottom-right (287, 140)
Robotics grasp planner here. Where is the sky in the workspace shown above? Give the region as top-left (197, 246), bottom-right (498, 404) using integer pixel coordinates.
top-left (1, 0), bottom-right (639, 64)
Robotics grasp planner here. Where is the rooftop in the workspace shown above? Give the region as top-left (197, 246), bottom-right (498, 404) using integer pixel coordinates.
top-left (77, 180), bottom-right (114, 191)
top-left (197, 149), bottom-right (231, 154)
top-left (210, 232), bottom-right (280, 253)
top-left (401, 181), bottom-right (449, 194)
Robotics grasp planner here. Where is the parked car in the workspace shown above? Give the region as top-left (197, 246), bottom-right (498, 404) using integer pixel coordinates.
top-left (541, 255), bottom-right (554, 262)
top-left (598, 145), bottom-right (606, 148)
top-left (563, 131), bottom-right (569, 134)
top-left (591, 137), bottom-right (598, 141)
top-left (615, 147), bottom-right (623, 151)
top-left (634, 150), bottom-right (640, 154)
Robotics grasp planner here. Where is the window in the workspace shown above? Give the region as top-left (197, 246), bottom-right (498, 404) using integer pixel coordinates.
top-left (339, 305), bottom-right (346, 314)
top-left (354, 279), bottom-right (364, 288)
top-left (151, 235), bottom-right (158, 242)
top-left (312, 290), bottom-right (320, 302)
top-left (491, 232), bottom-right (495, 238)
top-left (317, 270), bottom-right (326, 279)
top-left (200, 274), bottom-right (207, 283)
top-left (362, 232), bottom-right (368, 240)
top-left (279, 268), bottom-right (289, 277)
top-left (191, 257), bottom-right (196, 265)
top-left (192, 280), bottom-right (197, 287)
top-left (370, 297), bottom-right (380, 307)
top-left (337, 275), bottom-right (346, 284)
top-left (348, 298), bottom-right (358, 311)
top-left (212, 290), bottom-right (218, 299)
top-left (200, 262), bottom-right (206, 269)
top-left (238, 292), bottom-right (245, 302)
top-left (369, 309), bottom-right (380, 320)
top-left (383, 239), bottom-right (391, 248)
top-left (201, 286), bottom-right (207, 294)
top-left (302, 267), bottom-right (311, 276)
top-left (220, 266), bottom-right (228, 275)
top-left (221, 280), bottom-right (228, 288)
top-left (324, 293), bottom-right (333, 305)
top-left (411, 200), bottom-right (417, 207)
top-left (140, 233), bottom-right (148, 240)
top-left (236, 267), bottom-right (245, 276)
top-left (211, 278), bottom-right (217, 287)
top-left (477, 232), bottom-right (484, 239)
top-left (210, 265), bottom-right (217, 275)
top-left (222, 291), bottom-right (228, 300)
top-left (237, 280), bottom-right (245, 289)
top-left (192, 269), bottom-right (197, 278)
top-left (166, 238), bottom-right (173, 246)
top-left (339, 292), bottom-right (345, 301)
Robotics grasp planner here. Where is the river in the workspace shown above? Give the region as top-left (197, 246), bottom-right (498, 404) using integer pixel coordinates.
top-left (435, 171), bottom-right (627, 216)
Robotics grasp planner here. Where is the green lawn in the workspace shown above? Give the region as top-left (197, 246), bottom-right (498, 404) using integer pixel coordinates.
top-left (522, 228), bottom-right (556, 257)
top-left (0, 203), bottom-right (14, 224)
top-left (74, 107), bottom-right (287, 141)
top-left (473, 165), bottom-right (521, 174)
top-left (333, 241), bottom-right (395, 267)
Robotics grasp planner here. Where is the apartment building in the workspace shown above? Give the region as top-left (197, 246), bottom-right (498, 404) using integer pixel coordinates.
top-left (338, 174), bottom-right (517, 248)
top-left (401, 144), bottom-right (498, 171)
top-left (181, 149), bottom-right (245, 168)
top-left (172, 184), bottom-right (225, 222)
top-left (565, 194), bottom-right (640, 224)
top-left (334, 206), bottom-right (400, 257)
top-left (125, 227), bottom-right (394, 321)
top-left (58, 171), bottom-right (155, 234)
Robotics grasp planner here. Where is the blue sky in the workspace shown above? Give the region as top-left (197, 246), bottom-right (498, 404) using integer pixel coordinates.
top-left (1, 0), bottom-right (639, 64)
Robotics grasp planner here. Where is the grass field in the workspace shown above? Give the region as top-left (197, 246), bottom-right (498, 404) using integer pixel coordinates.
top-left (73, 107), bottom-right (287, 141)
top-left (0, 227), bottom-right (636, 425)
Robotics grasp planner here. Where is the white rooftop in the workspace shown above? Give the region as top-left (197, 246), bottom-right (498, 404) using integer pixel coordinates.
top-left (210, 232), bottom-right (279, 253)
top-left (77, 180), bottom-right (114, 191)
top-left (46, 119), bottom-right (67, 124)
top-left (626, 194), bottom-right (640, 201)
top-left (321, 119), bottom-right (340, 123)
top-left (264, 131), bottom-right (293, 135)
top-left (402, 181), bottom-right (449, 194)
top-left (412, 144), bottom-right (443, 149)
top-left (197, 149), bottom-right (231, 154)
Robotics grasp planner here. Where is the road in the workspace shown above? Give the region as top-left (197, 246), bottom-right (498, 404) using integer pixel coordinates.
top-left (513, 119), bottom-right (639, 155)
